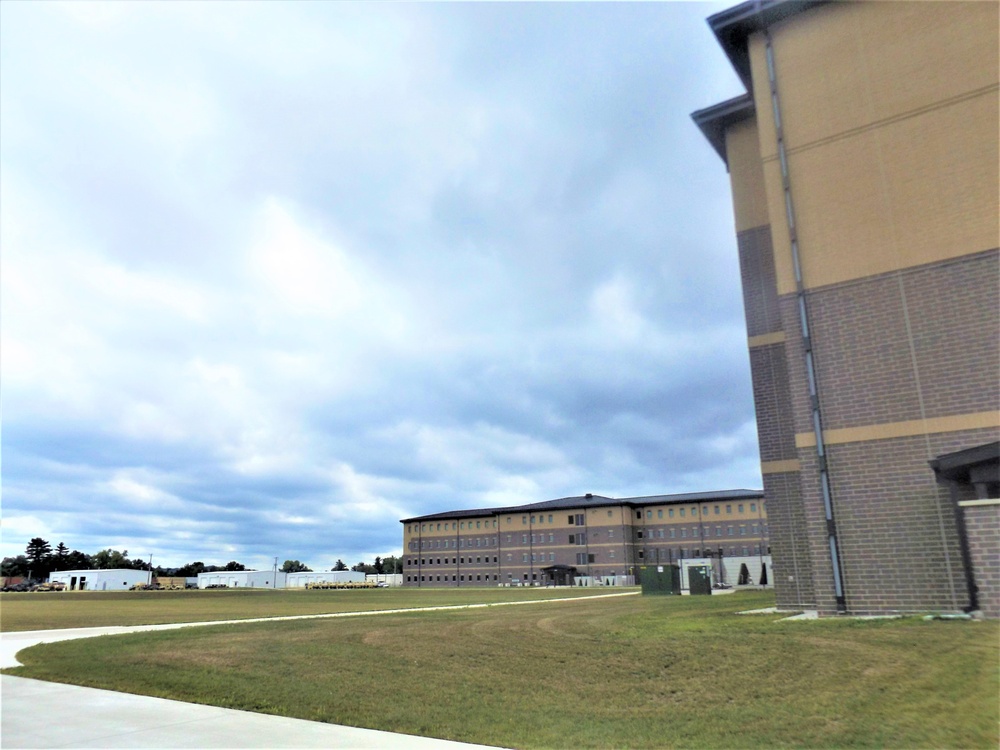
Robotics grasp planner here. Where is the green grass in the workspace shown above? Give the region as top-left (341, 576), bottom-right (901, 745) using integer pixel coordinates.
top-left (0, 586), bottom-right (619, 632)
top-left (4, 590), bottom-right (997, 749)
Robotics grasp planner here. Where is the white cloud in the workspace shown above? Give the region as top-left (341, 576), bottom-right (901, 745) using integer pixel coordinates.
top-left (0, 1), bottom-right (759, 569)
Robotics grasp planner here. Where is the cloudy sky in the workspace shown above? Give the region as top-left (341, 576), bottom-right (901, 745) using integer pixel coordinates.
top-left (1, 1), bottom-right (756, 571)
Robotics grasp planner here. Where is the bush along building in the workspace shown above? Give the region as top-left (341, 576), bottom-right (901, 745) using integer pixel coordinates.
top-left (692, 0), bottom-right (999, 615)
top-left (401, 490), bottom-right (770, 589)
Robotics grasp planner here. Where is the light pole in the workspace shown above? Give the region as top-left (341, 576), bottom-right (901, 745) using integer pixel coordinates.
top-left (148, 554), bottom-right (153, 586)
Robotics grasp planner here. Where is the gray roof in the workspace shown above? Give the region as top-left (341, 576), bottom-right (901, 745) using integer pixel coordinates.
top-left (400, 489), bottom-right (763, 524)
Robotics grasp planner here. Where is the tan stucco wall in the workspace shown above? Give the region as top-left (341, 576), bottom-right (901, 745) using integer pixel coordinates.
top-left (744, 1), bottom-right (999, 294)
top-left (725, 117), bottom-right (769, 232)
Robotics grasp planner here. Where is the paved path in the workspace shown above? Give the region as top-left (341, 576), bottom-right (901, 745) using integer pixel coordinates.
top-left (1, 675), bottom-right (500, 749)
top-left (1, 591), bottom-right (638, 748)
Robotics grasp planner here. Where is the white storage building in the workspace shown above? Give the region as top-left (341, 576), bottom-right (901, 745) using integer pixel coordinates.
top-left (48, 569), bottom-right (150, 591)
top-left (197, 570), bottom-right (286, 589)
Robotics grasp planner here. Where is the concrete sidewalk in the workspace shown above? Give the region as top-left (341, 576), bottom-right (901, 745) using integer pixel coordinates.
top-left (2, 675), bottom-right (498, 749)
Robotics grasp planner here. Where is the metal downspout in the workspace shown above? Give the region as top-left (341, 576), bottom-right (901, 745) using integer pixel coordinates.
top-left (760, 21), bottom-right (848, 613)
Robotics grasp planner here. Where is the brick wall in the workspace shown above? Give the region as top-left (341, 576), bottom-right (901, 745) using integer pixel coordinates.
top-left (764, 470), bottom-right (816, 609)
top-left (960, 500), bottom-right (1000, 618)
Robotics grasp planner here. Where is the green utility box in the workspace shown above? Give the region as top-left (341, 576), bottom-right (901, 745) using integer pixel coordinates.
top-left (688, 564), bottom-right (713, 595)
top-left (639, 564), bottom-right (682, 595)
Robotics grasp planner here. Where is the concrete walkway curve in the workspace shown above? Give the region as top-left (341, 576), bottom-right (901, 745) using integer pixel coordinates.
top-left (2, 591), bottom-right (638, 748)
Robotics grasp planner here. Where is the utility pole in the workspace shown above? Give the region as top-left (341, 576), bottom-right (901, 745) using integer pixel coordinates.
top-left (273, 557), bottom-right (278, 588)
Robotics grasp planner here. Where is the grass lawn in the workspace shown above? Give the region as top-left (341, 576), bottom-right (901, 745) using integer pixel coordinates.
top-left (0, 586), bottom-right (619, 632)
top-left (4, 590), bottom-right (997, 749)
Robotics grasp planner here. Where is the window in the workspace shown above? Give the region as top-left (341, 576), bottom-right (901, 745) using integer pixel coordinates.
top-left (681, 528), bottom-right (687, 538)
top-left (726, 505), bottom-right (732, 514)
top-left (609, 550), bottom-right (615, 559)
top-left (522, 554), bottom-right (528, 562)
top-left (537, 515), bottom-right (543, 524)
top-left (738, 505), bottom-right (744, 514)
top-left (750, 503), bottom-right (756, 513)
top-left (716, 526), bottom-right (722, 536)
top-left (728, 526), bottom-right (734, 536)
top-left (477, 520), bottom-right (481, 528)
top-left (658, 509), bottom-right (663, 519)
top-left (548, 515), bottom-right (553, 523)
top-left (680, 508), bottom-right (685, 517)
top-left (506, 534), bottom-right (512, 543)
top-left (669, 508), bottom-right (674, 518)
top-left (575, 514), bottom-right (584, 526)
top-left (638, 550), bottom-right (645, 560)
top-left (704, 527), bottom-right (711, 538)
top-left (531, 515), bottom-right (536, 524)
top-left (658, 529), bottom-right (664, 538)
top-left (568, 515), bottom-right (575, 524)
top-left (646, 510), bottom-right (652, 519)
top-left (531, 553), bottom-right (536, 562)
top-left (670, 529), bottom-right (676, 538)
top-left (607, 510), bottom-right (612, 517)
top-left (608, 529), bottom-right (614, 539)
top-left (752, 524), bottom-right (759, 534)
top-left (740, 526), bottom-right (746, 536)
top-left (522, 516), bottom-right (527, 524)
top-left (714, 505), bottom-right (720, 515)
top-left (637, 531), bottom-right (643, 539)
top-left (506, 554), bottom-right (512, 562)
top-left (548, 533), bottom-right (554, 542)
top-left (522, 534), bottom-right (527, 544)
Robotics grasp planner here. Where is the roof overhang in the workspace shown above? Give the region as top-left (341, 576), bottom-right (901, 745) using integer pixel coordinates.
top-left (690, 93), bottom-right (755, 167)
top-left (708, 0), bottom-right (828, 90)
top-left (929, 442), bottom-right (1000, 484)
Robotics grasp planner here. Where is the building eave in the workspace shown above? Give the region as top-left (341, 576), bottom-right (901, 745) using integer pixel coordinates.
top-left (400, 489), bottom-right (765, 524)
top-left (707, 0), bottom-right (829, 90)
top-left (690, 93), bottom-right (755, 167)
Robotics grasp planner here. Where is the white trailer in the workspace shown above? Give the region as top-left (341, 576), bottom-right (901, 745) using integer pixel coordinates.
top-left (48, 569), bottom-right (150, 591)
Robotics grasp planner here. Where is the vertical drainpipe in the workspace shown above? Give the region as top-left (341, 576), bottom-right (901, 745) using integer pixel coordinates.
top-left (417, 524), bottom-right (422, 588)
top-left (759, 14), bottom-right (847, 612)
top-left (456, 522), bottom-right (461, 588)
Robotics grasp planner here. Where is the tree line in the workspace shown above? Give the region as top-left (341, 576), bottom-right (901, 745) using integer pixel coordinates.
top-left (0, 538), bottom-right (402, 581)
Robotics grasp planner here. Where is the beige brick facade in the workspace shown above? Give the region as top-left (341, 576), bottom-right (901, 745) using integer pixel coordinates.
top-left (401, 492), bottom-right (770, 587)
top-left (694, 0), bottom-right (999, 615)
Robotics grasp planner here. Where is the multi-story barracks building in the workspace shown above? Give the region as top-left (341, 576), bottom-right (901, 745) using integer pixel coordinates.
top-left (692, 0), bottom-right (998, 615)
top-left (401, 490), bottom-right (770, 588)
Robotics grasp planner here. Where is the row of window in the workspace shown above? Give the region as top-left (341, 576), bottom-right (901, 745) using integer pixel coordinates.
top-left (407, 502), bottom-right (766, 535)
top-left (638, 502), bottom-right (761, 520)
top-left (409, 548), bottom-right (619, 567)
top-left (408, 556), bottom-right (499, 566)
top-left (409, 544), bottom-right (769, 569)
top-left (636, 524), bottom-right (767, 540)
top-left (411, 537), bottom-right (497, 551)
top-left (636, 545), bottom-right (767, 560)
